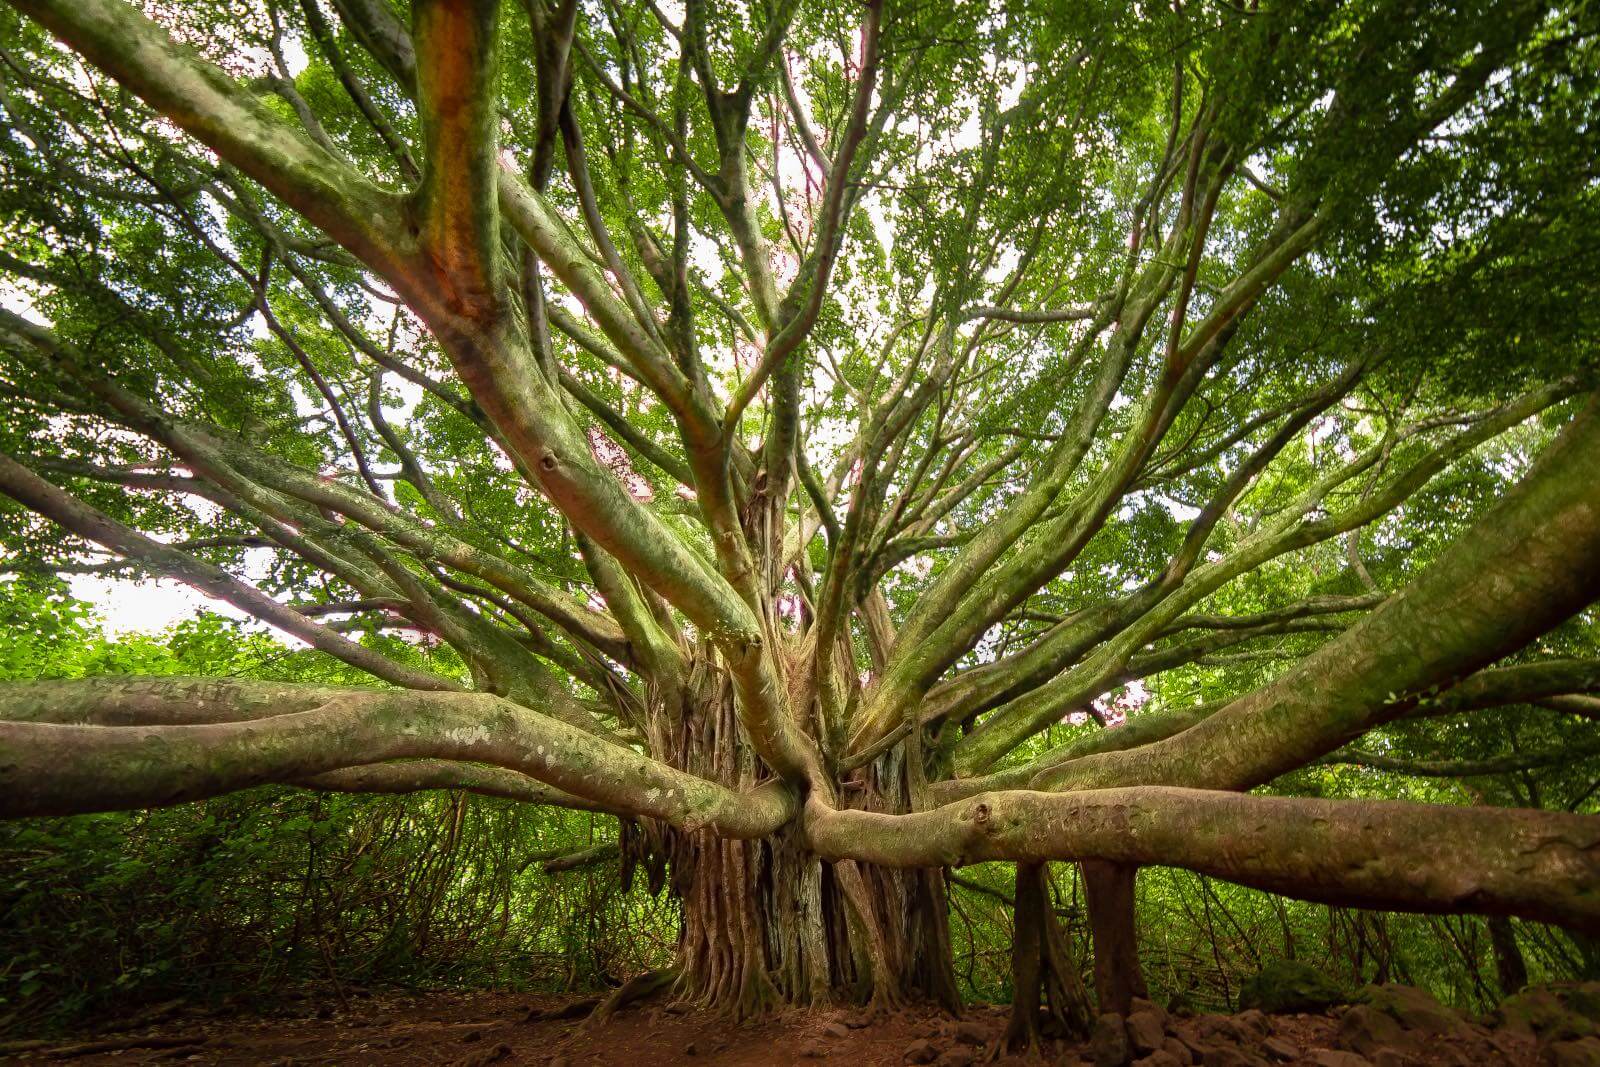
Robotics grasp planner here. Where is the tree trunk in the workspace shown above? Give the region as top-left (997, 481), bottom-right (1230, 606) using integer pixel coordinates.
top-left (1487, 917), bottom-right (1528, 997)
top-left (1083, 860), bottom-right (1148, 1015)
top-left (648, 655), bottom-right (959, 1016)
top-left (1003, 862), bottom-right (1094, 1052)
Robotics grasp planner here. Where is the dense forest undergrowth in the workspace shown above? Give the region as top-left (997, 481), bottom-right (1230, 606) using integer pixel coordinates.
top-left (5, 789), bottom-right (1596, 1037)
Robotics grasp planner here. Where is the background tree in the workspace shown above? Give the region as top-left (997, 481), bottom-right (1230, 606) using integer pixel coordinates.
top-left (1, 0), bottom-right (1597, 1029)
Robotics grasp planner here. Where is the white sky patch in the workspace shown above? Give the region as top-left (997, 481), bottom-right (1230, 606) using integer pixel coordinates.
top-left (67, 543), bottom-right (306, 640)
top-left (1, 277), bottom-right (46, 317)
top-left (281, 36), bottom-right (308, 77)
top-left (68, 574), bottom-right (247, 635)
top-left (384, 374), bottom-right (426, 420)
top-left (1161, 496), bottom-right (1200, 522)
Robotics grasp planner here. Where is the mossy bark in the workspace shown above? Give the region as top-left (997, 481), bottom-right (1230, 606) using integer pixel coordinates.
top-left (1083, 861), bottom-right (1148, 1015)
top-left (1002, 862), bottom-right (1094, 1051)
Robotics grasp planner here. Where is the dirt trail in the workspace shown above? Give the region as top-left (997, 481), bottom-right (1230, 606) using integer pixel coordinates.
top-left (0, 989), bottom-right (1541, 1066)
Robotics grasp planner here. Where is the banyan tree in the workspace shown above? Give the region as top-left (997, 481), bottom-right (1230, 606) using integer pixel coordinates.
top-left (1, 0), bottom-right (1597, 1036)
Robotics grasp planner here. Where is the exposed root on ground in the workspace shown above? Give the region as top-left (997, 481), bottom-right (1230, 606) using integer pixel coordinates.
top-left (584, 967), bottom-right (681, 1028)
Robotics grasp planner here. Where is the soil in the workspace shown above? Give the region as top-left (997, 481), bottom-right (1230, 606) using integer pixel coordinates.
top-left (0, 989), bottom-right (1541, 1066)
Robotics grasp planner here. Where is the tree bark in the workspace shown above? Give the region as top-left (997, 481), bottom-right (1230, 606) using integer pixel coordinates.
top-left (1083, 861), bottom-right (1148, 1015)
top-left (1, 0), bottom-right (1596, 1028)
top-left (1487, 917), bottom-right (1529, 996)
top-left (1002, 862), bottom-right (1094, 1051)
top-left (647, 656), bottom-right (959, 1014)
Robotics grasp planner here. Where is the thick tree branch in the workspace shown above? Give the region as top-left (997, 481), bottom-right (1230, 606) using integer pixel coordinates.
top-left (303, 760), bottom-right (617, 811)
top-left (1034, 393), bottom-right (1600, 793)
top-left (1321, 740), bottom-right (1600, 778)
top-left (806, 788), bottom-right (1600, 933)
top-left (412, 0), bottom-right (503, 321)
top-left (937, 658), bottom-right (1600, 804)
top-left (0, 679), bottom-right (796, 836)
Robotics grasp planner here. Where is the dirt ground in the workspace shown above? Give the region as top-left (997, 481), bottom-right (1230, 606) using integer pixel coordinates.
top-left (0, 988), bottom-right (1540, 1066)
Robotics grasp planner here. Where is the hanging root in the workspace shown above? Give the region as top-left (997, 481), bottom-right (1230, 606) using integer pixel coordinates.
top-left (1082, 860), bottom-right (1147, 1015)
top-left (835, 859), bottom-right (908, 1012)
top-left (915, 867), bottom-right (965, 1014)
top-left (1039, 877), bottom-right (1094, 1037)
top-left (998, 861), bottom-right (1047, 1058)
top-left (998, 863), bottom-right (1093, 1058)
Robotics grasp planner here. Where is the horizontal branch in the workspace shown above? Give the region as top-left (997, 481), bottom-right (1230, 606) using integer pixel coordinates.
top-left (539, 841), bottom-right (621, 874)
top-left (935, 656), bottom-right (1600, 804)
top-left (959, 304), bottom-right (1098, 325)
top-left (1160, 593), bottom-right (1387, 636)
top-left (0, 678), bottom-right (795, 837)
top-left (1544, 695), bottom-right (1600, 721)
top-left (806, 787), bottom-right (1600, 933)
top-left (0, 679), bottom-right (619, 814)
top-left (302, 760), bottom-right (616, 811)
top-left (1320, 738), bottom-right (1600, 778)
